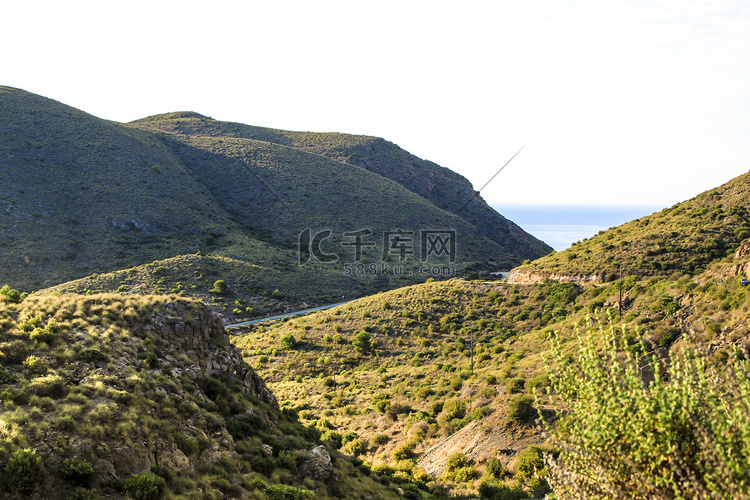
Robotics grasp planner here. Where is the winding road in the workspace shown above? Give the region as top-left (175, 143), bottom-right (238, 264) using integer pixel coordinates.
top-left (224, 301), bottom-right (351, 328)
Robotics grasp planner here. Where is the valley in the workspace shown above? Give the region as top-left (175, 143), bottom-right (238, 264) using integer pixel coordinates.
top-left (1, 86), bottom-right (749, 499)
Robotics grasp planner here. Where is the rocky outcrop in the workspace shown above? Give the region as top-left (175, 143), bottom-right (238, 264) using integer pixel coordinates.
top-left (416, 411), bottom-right (548, 478)
top-left (508, 268), bottom-right (602, 284)
top-left (298, 445), bottom-right (335, 482)
top-left (136, 300), bottom-right (278, 409)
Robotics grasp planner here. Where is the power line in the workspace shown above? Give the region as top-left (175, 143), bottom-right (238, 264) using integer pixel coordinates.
top-left (456, 142), bottom-right (528, 215)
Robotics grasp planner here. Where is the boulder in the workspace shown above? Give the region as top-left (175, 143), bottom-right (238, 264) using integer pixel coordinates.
top-left (298, 445), bottom-right (334, 482)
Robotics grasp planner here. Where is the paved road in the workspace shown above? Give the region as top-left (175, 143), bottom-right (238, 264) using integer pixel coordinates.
top-left (225, 301), bottom-right (351, 328)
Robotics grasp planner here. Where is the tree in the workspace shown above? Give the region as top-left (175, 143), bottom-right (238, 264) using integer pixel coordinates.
top-left (351, 330), bottom-right (372, 353)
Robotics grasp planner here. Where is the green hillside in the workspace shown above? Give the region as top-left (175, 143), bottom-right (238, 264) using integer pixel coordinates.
top-left (0, 293), bottom-right (416, 499)
top-left (132, 113), bottom-right (551, 258)
top-left (0, 86), bottom-right (550, 306)
top-left (232, 170), bottom-right (750, 498)
top-left (510, 171), bottom-right (750, 282)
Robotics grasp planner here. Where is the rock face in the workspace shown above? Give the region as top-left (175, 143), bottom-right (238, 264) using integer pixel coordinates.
top-left (298, 445), bottom-right (334, 482)
top-left (508, 268), bottom-right (602, 284)
top-left (736, 240), bottom-right (750, 259)
top-left (135, 300), bottom-right (278, 409)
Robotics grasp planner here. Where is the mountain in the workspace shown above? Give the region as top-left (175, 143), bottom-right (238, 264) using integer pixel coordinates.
top-left (131, 112), bottom-right (550, 258)
top-left (0, 86), bottom-right (551, 307)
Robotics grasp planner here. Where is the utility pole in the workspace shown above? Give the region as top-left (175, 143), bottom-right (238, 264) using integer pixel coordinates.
top-left (470, 330), bottom-right (474, 375)
top-left (618, 264), bottom-right (623, 316)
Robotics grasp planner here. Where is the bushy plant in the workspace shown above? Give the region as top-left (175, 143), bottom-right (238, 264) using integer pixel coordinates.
top-left (507, 395), bottom-right (535, 423)
top-left (59, 457), bottom-right (95, 486)
top-left (23, 354), bottom-right (47, 377)
top-left (67, 487), bottom-right (103, 500)
top-left (441, 398), bottom-right (466, 421)
top-left (484, 457), bottom-right (508, 479)
top-left (351, 330), bottom-right (373, 353)
top-left (210, 280), bottom-right (229, 295)
top-left (0, 284), bottom-right (24, 303)
top-left (280, 332), bottom-right (297, 350)
top-left (5, 448), bottom-right (43, 494)
top-left (30, 326), bottom-right (56, 344)
top-left (122, 473), bottom-right (165, 500)
top-left (442, 452), bottom-right (478, 482)
top-left (343, 438), bottom-right (366, 456)
top-left (478, 480), bottom-right (529, 500)
top-left (543, 319), bottom-right (750, 499)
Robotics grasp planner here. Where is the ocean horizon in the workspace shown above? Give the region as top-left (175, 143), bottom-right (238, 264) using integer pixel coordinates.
top-left (491, 204), bottom-right (665, 252)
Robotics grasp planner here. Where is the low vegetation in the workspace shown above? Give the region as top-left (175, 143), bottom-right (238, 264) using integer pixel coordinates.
top-left (0, 292), bottom-right (411, 499)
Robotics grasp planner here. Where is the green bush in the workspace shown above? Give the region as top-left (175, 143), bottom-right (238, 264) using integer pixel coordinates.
top-left (515, 445), bottom-right (554, 496)
top-left (544, 319), bottom-right (750, 499)
top-left (59, 457), bottom-right (95, 486)
top-left (391, 441), bottom-right (416, 461)
top-left (442, 452), bottom-right (478, 482)
top-left (280, 332), bottom-right (297, 350)
top-left (122, 473), bottom-right (165, 500)
top-left (343, 438), bottom-right (366, 456)
top-left (30, 327), bottom-right (56, 344)
top-left (23, 354), bottom-right (47, 377)
top-left (5, 448), bottom-right (43, 494)
top-left (370, 433), bottom-right (389, 447)
top-left (484, 457), bottom-right (507, 479)
top-left (0, 284), bottom-right (24, 303)
top-left (210, 280), bottom-right (229, 295)
top-left (441, 399), bottom-right (466, 421)
top-left (478, 480), bottom-right (529, 500)
top-left (351, 330), bottom-right (373, 353)
top-left (174, 434), bottom-right (200, 457)
top-left (67, 487), bottom-right (103, 500)
top-left (504, 377), bottom-right (526, 395)
top-left (0, 365), bottom-right (16, 385)
top-left (507, 395), bottom-right (536, 423)
top-left (252, 478), bottom-right (312, 500)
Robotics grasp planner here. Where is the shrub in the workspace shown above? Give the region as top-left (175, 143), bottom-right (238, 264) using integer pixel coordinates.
top-left (0, 365), bottom-right (16, 385)
top-left (507, 395), bottom-right (535, 423)
top-left (343, 438), bottom-right (366, 456)
top-left (370, 433), bottom-right (389, 447)
top-left (23, 354), bottom-right (47, 377)
top-left (484, 457), bottom-right (507, 479)
top-left (441, 399), bottom-right (466, 421)
top-left (280, 332), bottom-right (297, 350)
top-left (351, 331), bottom-right (373, 353)
top-left (392, 441), bottom-right (416, 461)
top-left (0, 285), bottom-right (24, 303)
top-left (515, 445), bottom-right (554, 495)
top-left (122, 473), bottom-right (165, 500)
top-left (443, 453), bottom-right (479, 483)
top-left (320, 430), bottom-right (343, 448)
top-left (210, 280), bottom-right (229, 295)
top-left (544, 319), bottom-right (750, 499)
top-left (59, 457), bottom-right (95, 486)
top-left (5, 448), bottom-right (43, 494)
top-left (67, 488), bottom-right (103, 500)
top-left (478, 480), bottom-right (529, 500)
top-left (174, 434), bottom-right (200, 457)
top-left (505, 377), bottom-right (526, 394)
top-left (30, 327), bottom-right (56, 344)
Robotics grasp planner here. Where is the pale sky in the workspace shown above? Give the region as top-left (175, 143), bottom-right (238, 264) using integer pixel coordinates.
top-left (4, 1), bottom-right (750, 207)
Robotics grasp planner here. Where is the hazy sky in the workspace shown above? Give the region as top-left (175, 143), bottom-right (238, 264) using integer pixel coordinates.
top-left (4, 1), bottom-right (749, 207)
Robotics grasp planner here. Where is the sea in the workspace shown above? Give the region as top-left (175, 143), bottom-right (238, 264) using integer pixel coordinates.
top-left (491, 204), bottom-right (665, 252)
